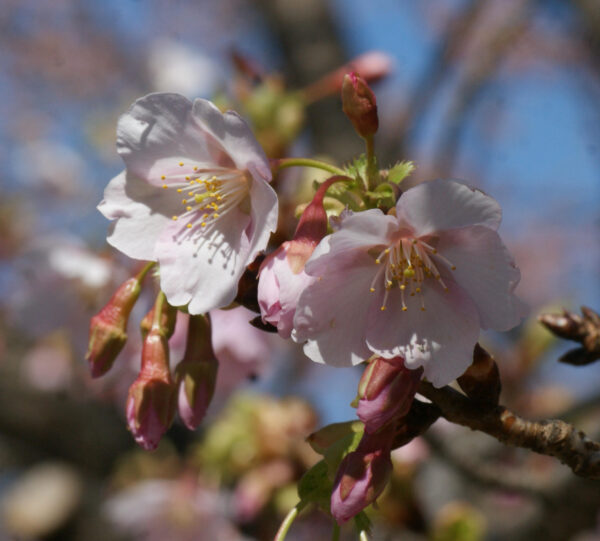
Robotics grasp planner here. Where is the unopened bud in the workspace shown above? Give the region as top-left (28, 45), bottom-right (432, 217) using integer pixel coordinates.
top-left (356, 357), bottom-right (422, 433)
top-left (86, 277), bottom-right (142, 378)
top-left (457, 343), bottom-right (501, 405)
top-left (140, 300), bottom-right (177, 340)
top-left (559, 347), bottom-right (600, 366)
top-left (126, 311), bottom-right (176, 450)
top-left (175, 314), bottom-right (219, 430)
top-left (342, 72), bottom-right (378, 138)
top-left (331, 429), bottom-right (394, 524)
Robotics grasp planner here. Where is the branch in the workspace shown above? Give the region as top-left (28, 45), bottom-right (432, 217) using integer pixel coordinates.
top-left (418, 382), bottom-right (600, 481)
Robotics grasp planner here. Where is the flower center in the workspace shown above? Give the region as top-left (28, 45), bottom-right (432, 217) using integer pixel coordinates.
top-left (161, 161), bottom-right (249, 232)
top-left (369, 238), bottom-right (456, 312)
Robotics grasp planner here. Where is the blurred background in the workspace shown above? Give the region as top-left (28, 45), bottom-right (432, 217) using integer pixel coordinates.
top-left (0, 0), bottom-right (599, 539)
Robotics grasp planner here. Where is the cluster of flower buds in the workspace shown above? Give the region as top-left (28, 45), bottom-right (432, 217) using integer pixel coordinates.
top-left (87, 269), bottom-right (219, 449)
top-left (539, 306), bottom-right (600, 366)
top-left (330, 357), bottom-right (422, 523)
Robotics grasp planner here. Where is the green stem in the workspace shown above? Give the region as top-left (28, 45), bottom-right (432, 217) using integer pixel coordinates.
top-left (136, 261), bottom-right (156, 282)
top-left (274, 504), bottom-right (301, 541)
top-left (152, 291), bottom-right (166, 330)
top-left (364, 135), bottom-right (378, 190)
top-left (331, 523), bottom-right (341, 541)
top-left (272, 157), bottom-right (346, 177)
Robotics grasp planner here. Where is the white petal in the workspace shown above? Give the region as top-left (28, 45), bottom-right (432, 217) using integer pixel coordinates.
top-left (116, 93), bottom-right (234, 185)
top-left (192, 99), bottom-right (272, 181)
top-left (437, 226), bottom-right (527, 331)
top-left (98, 171), bottom-right (182, 261)
top-left (245, 173), bottom-right (278, 263)
top-left (293, 254), bottom-right (375, 367)
top-left (155, 208), bottom-right (251, 313)
top-left (397, 179), bottom-right (502, 236)
top-left (305, 209), bottom-right (396, 277)
top-left (365, 281), bottom-right (480, 387)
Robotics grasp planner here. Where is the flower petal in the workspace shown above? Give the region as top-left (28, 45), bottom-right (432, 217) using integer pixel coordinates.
top-left (98, 171), bottom-right (182, 261)
top-left (192, 99), bottom-right (272, 181)
top-left (437, 225), bottom-right (527, 331)
top-left (117, 93), bottom-right (234, 185)
top-left (366, 282), bottom-right (480, 387)
top-left (245, 173), bottom-right (279, 263)
top-left (397, 179), bottom-right (502, 236)
top-left (155, 207), bottom-right (251, 313)
top-left (305, 209), bottom-right (396, 277)
top-left (293, 253), bottom-right (375, 366)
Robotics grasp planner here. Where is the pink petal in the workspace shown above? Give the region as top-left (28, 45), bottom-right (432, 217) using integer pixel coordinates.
top-left (245, 173), bottom-right (279, 263)
top-left (99, 171), bottom-right (182, 261)
top-left (305, 209), bottom-right (396, 277)
top-left (192, 99), bottom-right (272, 181)
top-left (117, 93), bottom-right (233, 185)
top-left (293, 253), bottom-right (376, 366)
top-left (437, 225), bottom-right (527, 331)
top-left (366, 281), bottom-right (480, 387)
top-left (396, 179), bottom-right (502, 236)
top-left (155, 207), bottom-right (251, 313)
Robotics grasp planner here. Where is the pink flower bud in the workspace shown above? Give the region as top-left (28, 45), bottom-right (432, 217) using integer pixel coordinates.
top-left (175, 315), bottom-right (218, 430)
top-left (258, 176), bottom-right (341, 337)
top-left (86, 277), bottom-right (142, 378)
top-left (356, 357), bottom-right (422, 434)
top-left (341, 72), bottom-right (378, 138)
top-left (126, 328), bottom-right (176, 450)
top-left (302, 51), bottom-right (393, 103)
top-left (331, 430), bottom-right (394, 524)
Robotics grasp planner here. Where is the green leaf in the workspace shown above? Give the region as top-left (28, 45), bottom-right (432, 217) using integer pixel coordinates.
top-left (344, 154), bottom-right (368, 184)
top-left (297, 460), bottom-right (332, 512)
top-left (307, 421), bottom-right (364, 455)
top-left (387, 161), bottom-right (415, 185)
top-left (324, 428), bottom-right (364, 478)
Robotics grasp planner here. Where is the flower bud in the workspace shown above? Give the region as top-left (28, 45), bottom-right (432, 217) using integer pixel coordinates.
top-left (342, 72), bottom-right (378, 138)
top-left (457, 344), bottom-right (501, 405)
top-left (175, 314), bottom-right (218, 430)
top-left (140, 300), bottom-right (177, 340)
top-left (356, 357), bottom-right (422, 433)
top-left (258, 176), bottom-right (342, 338)
top-left (331, 429), bottom-right (394, 524)
top-left (126, 326), bottom-right (176, 450)
top-left (538, 310), bottom-right (585, 342)
top-left (86, 277), bottom-right (142, 378)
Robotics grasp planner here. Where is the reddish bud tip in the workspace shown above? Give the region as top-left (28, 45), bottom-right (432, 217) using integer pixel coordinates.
top-left (331, 430), bottom-right (394, 524)
top-left (342, 72), bottom-right (379, 138)
top-left (86, 277), bottom-right (142, 378)
top-left (175, 315), bottom-right (219, 430)
top-left (126, 329), bottom-right (176, 450)
top-left (356, 357), bottom-right (422, 433)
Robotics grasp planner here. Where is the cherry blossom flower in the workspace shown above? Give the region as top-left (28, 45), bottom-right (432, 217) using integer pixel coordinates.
top-left (99, 93), bottom-right (278, 314)
top-left (293, 179), bottom-right (527, 387)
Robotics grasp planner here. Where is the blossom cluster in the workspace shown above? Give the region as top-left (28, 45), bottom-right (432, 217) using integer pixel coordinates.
top-left (89, 71), bottom-right (526, 530)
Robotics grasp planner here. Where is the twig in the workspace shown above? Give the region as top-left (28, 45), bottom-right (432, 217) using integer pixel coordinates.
top-left (418, 382), bottom-right (600, 480)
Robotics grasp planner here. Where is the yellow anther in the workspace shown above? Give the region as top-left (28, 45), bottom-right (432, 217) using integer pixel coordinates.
top-left (162, 184), bottom-right (167, 189)
top-left (375, 259), bottom-right (381, 265)
top-left (400, 284), bottom-right (406, 290)
top-left (161, 175), bottom-right (166, 180)
top-left (186, 223), bottom-right (192, 229)
top-left (415, 287), bottom-right (421, 293)
top-left (185, 176), bottom-right (190, 180)
top-left (404, 268), bottom-right (415, 278)
top-left (451, 265), bottom-right (456, 270)
top-left (380, 306), bottom-right (386, 311)
top-left (177, 188), bottom-right (182, 193)
top-left (189, 180), bottom-right (194, 185)
top-left (188, 192), bottom-right (194, 196)
top-left (172, 216), bottom-right (178, 221)
top-left (179, 162), bottom-right (184, 166)
top-left (201, 222), bottom-right (206, 227)
top-left (193, 166), bottom-right (198, 171)
top-left (402, 306), bottom-right (408, 312)
top-left (186, 206), bottom-right (192, 211)
top-left (432, 249), bottom-right (437, 254)
top-left (384, 248), bottom-right (390, 254)
top-left (369, 287), bottom-right (375, 293)
top-left (213, 213), bottom-right (219, 218)
top-left (421, 307), bottom-right (426, 311)
top-left (182, 199), bottom-right (187, 204)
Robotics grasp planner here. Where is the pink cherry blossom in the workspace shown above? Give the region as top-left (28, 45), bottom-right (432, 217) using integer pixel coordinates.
top-left (99, 93), bottom-right (278, 314)
top-left (293, 179), bottom-right (527, 387)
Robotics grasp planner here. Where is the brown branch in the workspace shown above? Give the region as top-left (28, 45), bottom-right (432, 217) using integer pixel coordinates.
top-left (418, 381), bottom-right (600, 481)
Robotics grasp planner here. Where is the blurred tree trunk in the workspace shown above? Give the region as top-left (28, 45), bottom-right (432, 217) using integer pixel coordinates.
top-left (256, 0), bottom-right (362, 161)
